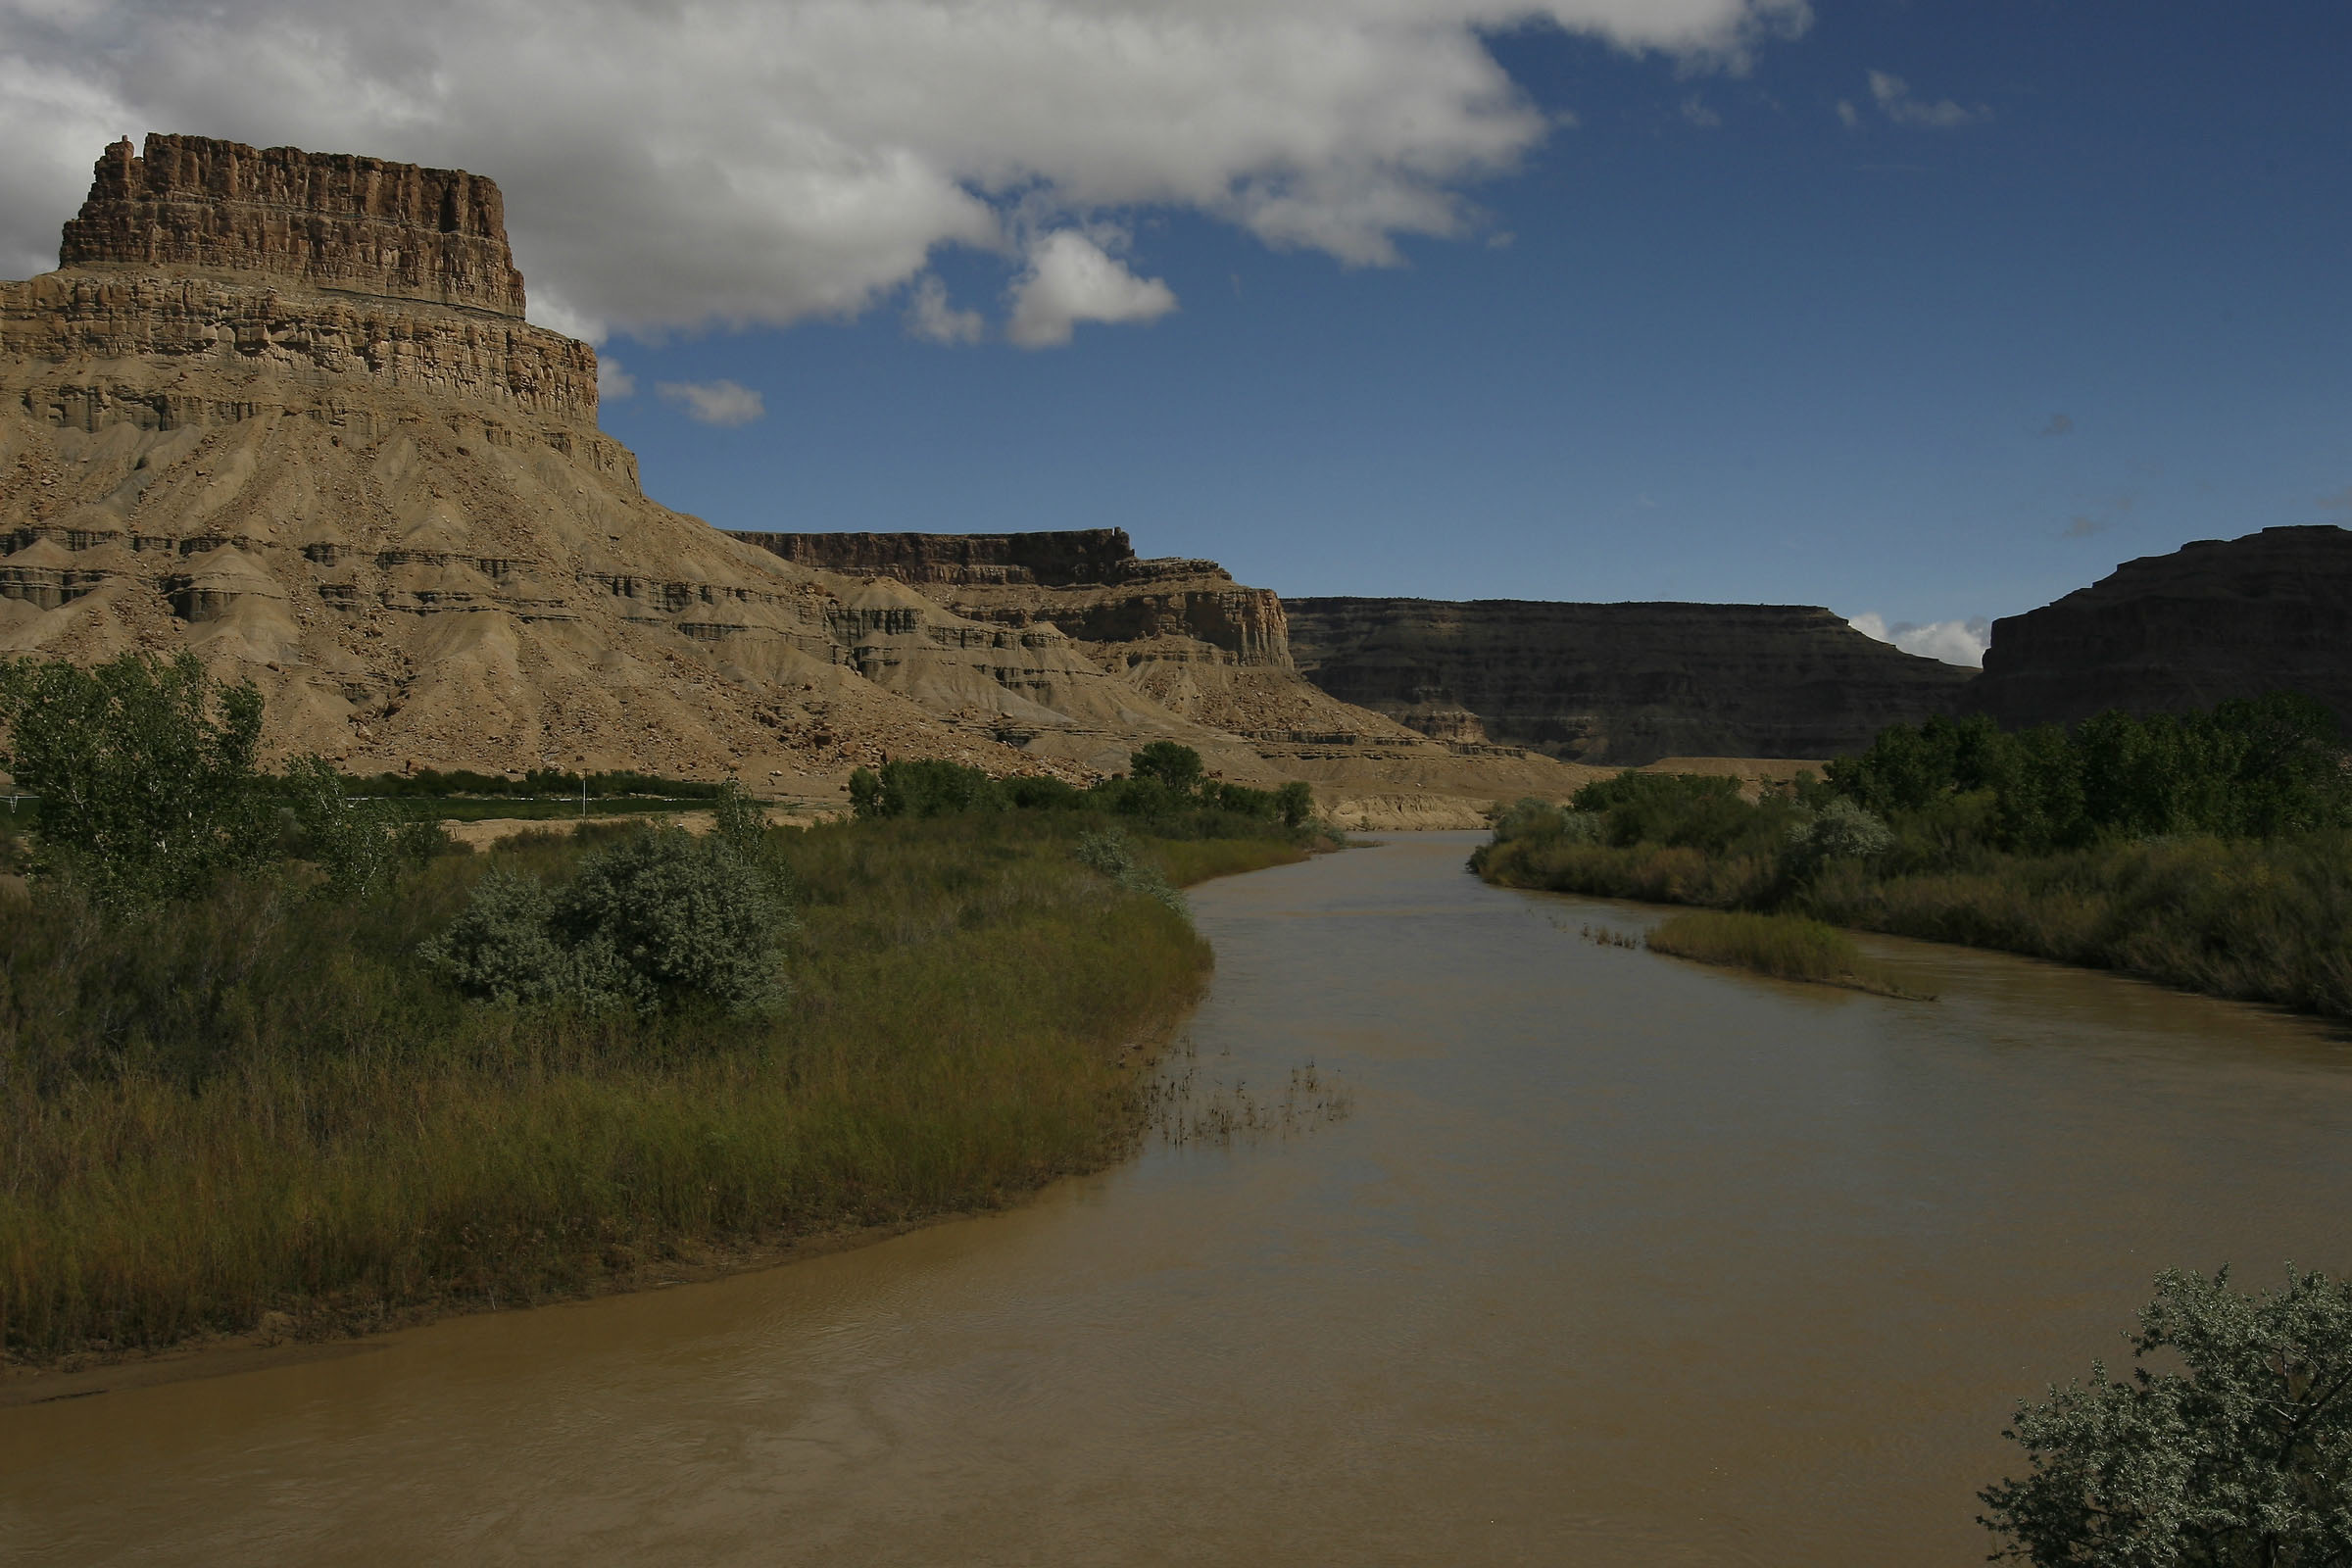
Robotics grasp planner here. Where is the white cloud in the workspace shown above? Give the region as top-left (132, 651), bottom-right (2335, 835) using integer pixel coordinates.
top-left (1867, 70), bottom-right (1984, 129)
top-left (1835, 99), bottom-right (1858, 128)
top-left (1006, 230), bottom-right (1178, 348)
top-left (597, 356), bottom-right (635, 400)
top-left (904, 274), bottom-right (985, 345)
top-left (656, 378), bottom-right (765, 426)
top-left (1848, 612), bottom-right (1991, 667)
top-left (1680, 96), bottom-right (1722, 129)
top-left (0, 0), bottom-right (1812, 340)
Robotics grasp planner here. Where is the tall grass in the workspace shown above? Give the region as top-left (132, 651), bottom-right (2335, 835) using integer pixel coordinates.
top-left (1644, 910), bottom-right (1911, 997)
top-left (0, 816), bottom-right (1297, 1360)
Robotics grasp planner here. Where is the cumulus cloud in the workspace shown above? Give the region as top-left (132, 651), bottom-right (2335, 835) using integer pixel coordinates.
top-left (597, 357), bottom-right (636, 400)
top-left (657, 379), bottom-right (765, 426)
top-left (1680, 96), bottom-right (1722, 129)
top-left (0, 0), bottom-right (1812, 338)
top-left (904, 275), bottom-right (986, 345)
top-left (1848, 612), bottom-right (1991, 667)
top-left (1006, 230), bottom-right (1178, 348)
top-left (1867, 70), bottom-right (1984, 129)
top-left (1836, 99), bottom-right (1859, 128)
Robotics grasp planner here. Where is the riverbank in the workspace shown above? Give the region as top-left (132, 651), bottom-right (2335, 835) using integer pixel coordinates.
top-left (1479, 824), bottom-right (2352, 1022)
top-left (0, 816), bottom-right (1309, 1379)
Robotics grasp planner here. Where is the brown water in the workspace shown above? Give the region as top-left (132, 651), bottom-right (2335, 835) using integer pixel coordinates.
top-left (7, 833), bottom-right (2351, 1566)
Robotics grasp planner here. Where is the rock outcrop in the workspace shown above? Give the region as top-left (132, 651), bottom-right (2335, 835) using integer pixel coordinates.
top-left (1963, 526), bottom-right (2352, 730)
top-left (62, 134), bottom-right (526, 317)
top-left (1285, 599), bottom-right (1977, 765)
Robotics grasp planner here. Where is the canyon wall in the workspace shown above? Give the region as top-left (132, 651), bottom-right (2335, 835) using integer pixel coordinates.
top-left (1963, 525), bottom-right (2352, 730)
top-left (1286, 598), bottom-right (1977, 765)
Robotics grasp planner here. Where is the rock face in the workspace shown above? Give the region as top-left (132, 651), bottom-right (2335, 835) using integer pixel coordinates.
top-left (1963, 526), bottom-right (2352, 730)
top-left (62, 134), bottom-right (526, 317)
top-left (735, 530), bottom-right (1599, 808)
top-left (1, 132), bottom-right (1598, 812)
top-left (1286, 599), bottom-right (1977, 765)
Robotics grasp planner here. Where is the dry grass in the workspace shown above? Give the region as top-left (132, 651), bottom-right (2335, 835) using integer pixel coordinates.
top-left (0, 816), bottom-right (1297, 1362)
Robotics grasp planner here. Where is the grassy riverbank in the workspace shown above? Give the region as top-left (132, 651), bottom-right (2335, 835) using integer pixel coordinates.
top-left (1485, 809), bottom-right (2352, 1019)
top-left (0, 816), bottom-right (1305, 1363)
top-left (1476, 703), bottom-right (2352, 1021)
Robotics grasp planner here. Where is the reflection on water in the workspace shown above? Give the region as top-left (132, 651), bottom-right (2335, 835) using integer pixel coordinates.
top-left (6, 833), bottom-right (2348, 1566)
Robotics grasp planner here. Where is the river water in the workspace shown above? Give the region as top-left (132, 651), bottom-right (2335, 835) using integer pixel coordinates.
top-left (7, 833), bottom-right (2350, 1565)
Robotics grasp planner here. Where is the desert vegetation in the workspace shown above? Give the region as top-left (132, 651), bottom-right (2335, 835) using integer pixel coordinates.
top-left (1477, 695), bottom-right (2352, 1018)
top-left (1980, 1266), bottom-right (2352, 1566)
top-left (0, 655), bottom-right (1309, 1362)
top-left (1642, 910), bottom-right (1917, 998)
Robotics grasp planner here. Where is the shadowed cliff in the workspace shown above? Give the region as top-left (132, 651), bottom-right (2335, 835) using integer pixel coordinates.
top-left (1286, 598), bottom-right (1977, 766)
top-left (1964, 526), bottom-right (2352, 731)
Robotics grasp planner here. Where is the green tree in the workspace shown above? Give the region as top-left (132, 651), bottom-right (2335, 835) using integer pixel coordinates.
top-left (847, 759), bottom-right (1001, 819)
top-left (1129, 741), bottom-right (1205, 797)
top-left (0, 651), bottom-right (273, 904)
top-left (284, 755), bottom-right (448, 901)
top-left (1980, 1266), bottom-right (2352, 1566)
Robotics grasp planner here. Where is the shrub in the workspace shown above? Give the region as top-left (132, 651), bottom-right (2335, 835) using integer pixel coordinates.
top-left (1783, 796), bottom-right (1894, 881)
top-left (1980, 1266), bottom-right (2352, 1566)
top-left (420, 821), bottom-right (794, 1014)
top-left (1076, 826), bottom-right (1188, 915)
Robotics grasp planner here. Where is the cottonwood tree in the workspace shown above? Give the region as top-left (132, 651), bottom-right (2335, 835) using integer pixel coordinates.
top-left (0, 650), bottom-right (273, 905)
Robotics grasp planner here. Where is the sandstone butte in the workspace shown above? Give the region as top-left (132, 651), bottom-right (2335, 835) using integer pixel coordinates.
top-left (0, 133), bottom-right (1628, 824)
top-left (1, 132), bottom-right (2010, 825)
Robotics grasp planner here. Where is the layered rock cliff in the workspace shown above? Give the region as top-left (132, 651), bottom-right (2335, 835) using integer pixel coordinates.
top-left (1963, 526), bottom-right (2352, 730)
top-left (1, 133), bottom-right (1591, 813)
top-left (1286, 599), bottom-right (1977, 765)
top-left (62, 134), bottom-right (526, 317)
top-left (738, 529), bottom-right (1598, 808)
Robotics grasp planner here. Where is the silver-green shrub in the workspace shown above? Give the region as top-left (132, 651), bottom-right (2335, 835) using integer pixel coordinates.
top-left (421, 813), bottom-right (794, 1015)
top-left (1076, 827), bottom-right (1187, 916)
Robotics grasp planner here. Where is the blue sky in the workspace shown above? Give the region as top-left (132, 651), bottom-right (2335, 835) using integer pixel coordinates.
top-left (8, 0), bottom-right (2345, 662)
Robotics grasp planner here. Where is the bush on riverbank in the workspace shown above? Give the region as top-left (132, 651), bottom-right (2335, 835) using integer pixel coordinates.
top-left (1473, 696), bottom-right (2352, 1020)
top-left (0, 812), bottom-right (1296, 1361)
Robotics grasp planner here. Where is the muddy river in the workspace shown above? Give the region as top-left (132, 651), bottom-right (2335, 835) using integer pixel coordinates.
top-left (6, 833), bottom-right (2349, 1564)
